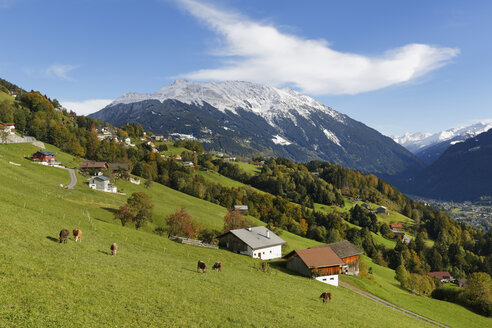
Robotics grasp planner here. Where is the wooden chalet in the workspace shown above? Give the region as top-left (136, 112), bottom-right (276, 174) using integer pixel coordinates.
top-left (32, 150), bottom-right (56, 163)
top-left (79, 161), bottom-right (108, 171)
top-left (311, 240), bottom-right (364, 276)
top-left (284, 247), bottom-right (346, 286)
top-left (377, 206), bottom-right (388, 215)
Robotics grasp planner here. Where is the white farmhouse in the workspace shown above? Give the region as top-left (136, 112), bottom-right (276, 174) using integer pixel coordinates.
top-left (88, 176), bottom-right (117, 193)
top-left (217, 226), bottom-right (285, 260)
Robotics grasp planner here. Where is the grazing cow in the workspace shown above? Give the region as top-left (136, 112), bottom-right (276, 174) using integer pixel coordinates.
top-left (59, 229), bottom-right (69, 244)
top-left (197, 260), bottom-right (207, 273)
top-left (110, 243), bottom-right (118, 256)
top-left (212, 262), bottom-right (222, 272)
top-left (73, 229), bottom-right (82, 242)
top-left (320, 292), bottom-right (332, 303)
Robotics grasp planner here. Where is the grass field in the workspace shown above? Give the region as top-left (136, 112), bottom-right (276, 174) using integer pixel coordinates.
top-left (342, 255), bottom-right (491, 328)
top-left (0, 90), bottom-right (14, 102)
top-left (0, 143), bottom-right (447, 327)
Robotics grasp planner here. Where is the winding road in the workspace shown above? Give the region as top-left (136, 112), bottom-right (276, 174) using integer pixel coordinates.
top-left (65, 168), bottom-right (77, 189)
top-left (339, 281), bottom-right (450, 328)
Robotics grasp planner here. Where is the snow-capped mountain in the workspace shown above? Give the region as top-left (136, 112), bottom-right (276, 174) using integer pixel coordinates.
top-left (92, 80), bottom-right (423, 177)
top-left (409, 128), bottom-right (492, 201)
top-left (394, 121), bottom-right (492, 164)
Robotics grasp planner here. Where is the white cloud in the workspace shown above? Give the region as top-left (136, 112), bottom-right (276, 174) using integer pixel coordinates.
top-left (177, 0), bottom-right (459, 95)
top-left (45, 64), bottom-right (77, 80)
top-left (61, 99), bottom-right (113, 116)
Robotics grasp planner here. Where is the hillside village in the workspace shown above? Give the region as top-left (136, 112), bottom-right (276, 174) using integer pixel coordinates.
top-left (0, 82), bottom-right (491, 327)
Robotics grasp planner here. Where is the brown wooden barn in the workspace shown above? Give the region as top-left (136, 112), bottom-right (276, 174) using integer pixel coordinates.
top-left (284, 247), bottom-right (346, 286)
top-left (309, 240), bottom-right (363, 276)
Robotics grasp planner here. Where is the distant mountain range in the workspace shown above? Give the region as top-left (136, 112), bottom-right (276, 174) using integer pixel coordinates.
top-left (408, 128), bottom-right (492, 201)
top-left (90, 80), bottom-right (424, 177)
top-left (394, 122), bottom-right (492, 164)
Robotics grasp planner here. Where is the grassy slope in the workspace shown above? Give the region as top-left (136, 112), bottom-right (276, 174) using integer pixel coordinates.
top-left (0, 143), bottom-right (437, 327)
top-left (0, 90), bottom-right (14, 102)
top-left (341, 256), bottom-right (491, 328)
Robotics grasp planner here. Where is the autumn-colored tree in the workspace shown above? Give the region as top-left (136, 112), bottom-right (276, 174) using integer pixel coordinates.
top-left (114, 205), bottom-right (134, 226)
top-left (223, 210), bottom-right (252, 233)
top-left (165, 207), bottom-right (199, 238)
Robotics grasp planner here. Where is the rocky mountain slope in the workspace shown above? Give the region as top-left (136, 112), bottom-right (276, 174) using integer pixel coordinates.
top-left (91, 80), bottom-right (424, 177)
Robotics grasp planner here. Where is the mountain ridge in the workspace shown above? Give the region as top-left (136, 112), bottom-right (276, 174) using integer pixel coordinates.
top-left (91, 80), bottom-right (424, 178)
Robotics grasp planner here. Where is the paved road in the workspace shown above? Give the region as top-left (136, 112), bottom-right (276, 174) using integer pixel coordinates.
top-left (65, 169), bottom-right (77, 189)
top-left (339, 281), bottom-right (450, 328)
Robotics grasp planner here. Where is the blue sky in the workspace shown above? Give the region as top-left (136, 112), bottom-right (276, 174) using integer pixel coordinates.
top-left (0, 0), bottom-right (490, 136)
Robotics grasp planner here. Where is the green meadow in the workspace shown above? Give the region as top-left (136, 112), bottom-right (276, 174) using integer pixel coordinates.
top-left (0, 143), bottom-right (487, 327)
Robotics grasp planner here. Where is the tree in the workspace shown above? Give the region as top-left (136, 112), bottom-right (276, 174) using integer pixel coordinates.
top-left (127, 192), bottom-right (153, 229)
top-left (114, 205), bottom-right (134, 226)
top-left (223, 210), bottom-right (252, 233)
top-left (395, 264), bottom-right (410, 289)
top-left (462, 272), bottom-right (492, 316)
top-left (165, 207), bottom-right (199, 238)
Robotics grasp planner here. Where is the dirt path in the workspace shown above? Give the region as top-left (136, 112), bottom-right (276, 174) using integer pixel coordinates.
top-left (339, 281), bottom-right (450, 328)
top-left (65, 169), bottom-right (77, 189)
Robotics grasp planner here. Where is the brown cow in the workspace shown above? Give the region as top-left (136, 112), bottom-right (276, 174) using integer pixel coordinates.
top-left (212, 262), bottom-right (222, 272)
top-left (110, 243), bottom-right (118, 256)
top-left (59, 229), bottom-right (69, 243)
top-left (320, 292), bottom-right (332, 303)
top-left (197, 260), bottom-right (207, 273)
top-left (73, 229), bottom-right (82, 242)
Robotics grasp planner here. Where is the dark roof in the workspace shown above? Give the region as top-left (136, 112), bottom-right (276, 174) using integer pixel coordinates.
top-left (218, 227), bottom-right (285, 250)
top-left (312, 240), bottom-right (363, 258)
top-left (108, 163), bottom-right (130, 170)
top-left (90, 175), bottom-right (110, 181)
top-left (289, 247), bottom-right (346, 269)
top-left (34, 151), bottom-right (56, 156)
top-left (80, 161), bottom-right (108, 169)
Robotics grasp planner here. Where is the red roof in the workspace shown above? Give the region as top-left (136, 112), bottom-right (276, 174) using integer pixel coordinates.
top-left (428, 272), bottom-right (452, 280)
top-left (294, 247), bottom-right (346, 269)
top-left (389, 224), bottom-right (403, 229)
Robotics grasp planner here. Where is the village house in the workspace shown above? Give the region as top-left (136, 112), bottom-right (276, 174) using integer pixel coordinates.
top-left (32, 150), bottom-right (56, 164)
top-left (389, 223), bottom-right (403, 232)
top-left (124, 137), bottom-right (131, 145)
top-left (284, 247), bottom-right (346, 287)
top-left (394, 232), bottom-right (411, 244)
top-left (377, 206), bottom-right (389, 215)
top-left (79, 161), bottom-right (108, 173)
top-left (0, 123), bottom-right (15, 134)
top-left (361, 203), bottom-right (371, 210)
top-left (428, 271), bottom-right (454, 284)
top-left (183, 161), bottom-right (195, 168)
top-left (88, 176), bottom-right (117, 193)
top-left (217, 227), bottom-right (286, 260)
top-left (151, 134), bottom-right (164, 141)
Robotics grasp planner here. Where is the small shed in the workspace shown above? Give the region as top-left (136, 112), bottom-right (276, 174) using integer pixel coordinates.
top-left (233, 205), bottom-right (249, 215)
top-left (32, 150), bottom-right (56, 163)
top-left (284, 247), bottom-right (346, 286)
top-left (217, 227), bottom-right (285, 260)
top-left (377, 206), bottom-right (388, 215)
